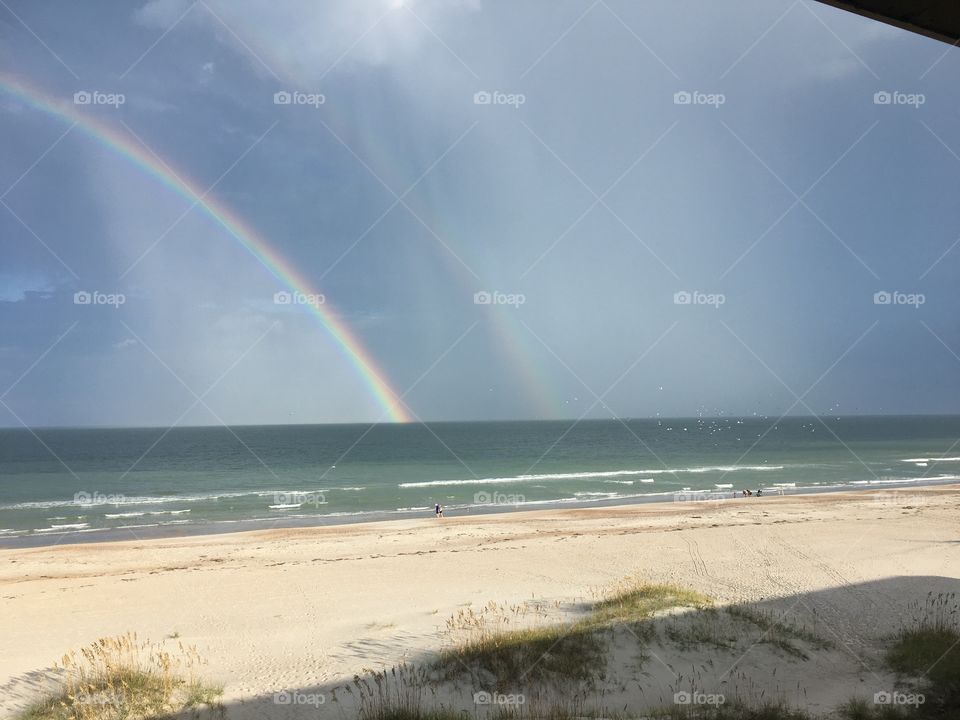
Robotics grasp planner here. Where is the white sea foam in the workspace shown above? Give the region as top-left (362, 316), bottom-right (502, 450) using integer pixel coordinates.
top-left (303, 491), bottom-right (683, 520)
top-left (463, 490), bottom-right (678, 510)
top-left (848, 475), bottom-right (958, 486)
top-left (900, 457), bottom-right (960, 463)
top-left (105, 509), bottom-right (191, 519)
top-left (35, 523), bottom-right (90, 533)
top-left (398, 465), bottom-right (785, 488)
top-left (1, 493), bottom-right (242, 511)
top-left (1, 489), bottom-right (348, 511)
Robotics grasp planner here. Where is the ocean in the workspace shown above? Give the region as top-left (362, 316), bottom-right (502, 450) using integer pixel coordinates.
top-left (1, 416), bottom-right (958, 547)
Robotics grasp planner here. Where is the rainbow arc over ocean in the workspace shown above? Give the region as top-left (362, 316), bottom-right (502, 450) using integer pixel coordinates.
top-left (0, 73), bottom-right (412, 423)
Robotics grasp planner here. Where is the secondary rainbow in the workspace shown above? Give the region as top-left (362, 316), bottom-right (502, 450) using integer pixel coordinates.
top-left (0, 73), bottom-right (412, 423)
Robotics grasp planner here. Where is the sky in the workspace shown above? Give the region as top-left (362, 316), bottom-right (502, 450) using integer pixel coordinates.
top-left (1, 0), bottom-right (959, 427)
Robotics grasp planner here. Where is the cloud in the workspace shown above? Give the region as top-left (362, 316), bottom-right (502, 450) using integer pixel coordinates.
top-left (135, 0), bottom-right (482, 79)
top-left (133, 0), bottom-right (194, 28)
top-left (0, 275), bottom-right (53, 303)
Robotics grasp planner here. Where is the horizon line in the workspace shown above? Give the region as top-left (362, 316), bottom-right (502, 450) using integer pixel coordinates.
top-left (2, 412), bottom-right (959, 431)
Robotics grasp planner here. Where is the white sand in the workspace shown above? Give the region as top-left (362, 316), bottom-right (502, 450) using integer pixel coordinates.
top-left (2, 485), bottom-right (958, 718)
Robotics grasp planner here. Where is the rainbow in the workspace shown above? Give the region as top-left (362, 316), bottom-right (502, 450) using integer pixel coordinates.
top-left (185, 13), bottom-right (566, 419)
top-left (0, 73), bottom-right (412, 422)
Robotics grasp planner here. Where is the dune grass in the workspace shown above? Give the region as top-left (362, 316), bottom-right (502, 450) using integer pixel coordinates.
top-left (356, 711), bottom-right (465, 720)
top-left (886, 592), bottom-right (960, 686)
top-left (838, 698), bottom-right (912, 720)
top-left (887, 625), bottom-right (960, 681)
top-left (358, 584), bottom-right (960, 720)
top-left (18, 633), bottom-right (222, 720)
top-left (436, 583), bottom-right (711, 689)
top-left (725, 604), bottom-right (832, 660)
top-left (887, 592), bottom-right (960, 718)
top-left (437, 604), bottom-right (606, 688)
top-left (881, 625), bottom-right (960, 719)
top-left (352, 699), bottom-right (818, 720)
top-left (591, 582), bottom-right (712, 626)
top-left (838, 592), bottom-right (960, 720)
top-left (664, 607), bottom-right (740, 651)
top-left (651, 701), bottom-right (816, 719)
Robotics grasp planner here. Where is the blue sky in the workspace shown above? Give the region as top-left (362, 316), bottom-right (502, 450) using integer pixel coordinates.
top-left (1, 0), bottom-right (959, 426)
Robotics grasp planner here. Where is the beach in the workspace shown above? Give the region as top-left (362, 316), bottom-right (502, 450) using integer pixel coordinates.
top-left (2, 484), bottom-right (958, 717)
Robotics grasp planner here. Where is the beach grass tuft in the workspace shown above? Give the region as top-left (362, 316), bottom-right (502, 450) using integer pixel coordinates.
top-left (887, 592), bottom-right (960, 684)
top-left (592, 581), bottom-right (712, 626)
top-left (18, 633), bottom-right (223, 720)
top-left (839, 592), bottom-right (960, 719)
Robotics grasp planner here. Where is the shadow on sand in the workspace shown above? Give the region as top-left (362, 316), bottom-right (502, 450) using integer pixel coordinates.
top-left (123, 575), bottom-right (960, 720)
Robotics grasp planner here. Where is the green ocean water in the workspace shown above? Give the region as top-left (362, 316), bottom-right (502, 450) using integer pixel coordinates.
top-left (1, 416), bottom-right (958, 546)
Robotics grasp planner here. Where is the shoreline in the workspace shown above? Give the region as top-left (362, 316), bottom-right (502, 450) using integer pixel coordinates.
top-left (2, 474), bottom-right (957, 550)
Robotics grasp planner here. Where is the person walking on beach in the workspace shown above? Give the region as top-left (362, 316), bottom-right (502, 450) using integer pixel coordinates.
top-left (435, 503), bottom-right (443, 518)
